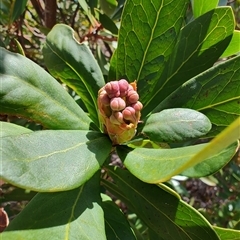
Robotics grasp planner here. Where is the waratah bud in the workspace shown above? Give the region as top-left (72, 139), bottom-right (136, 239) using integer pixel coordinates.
top-left (122, 107), bottom-right (136, 123)
top-left (105, 81), bottom-right (120, 98)
top-left (131, 101), bottom-right (143, 112)
top-left (97, 79), bottom-right (142, 145)
top-left (118, 79), bottom-right (129, 97)
top-left (110, 97), bottom-right (126, 111)
top-left (98, 90), bottom-right (110, 106)
top-left (110, 112), bottom-right (124, 125)
top-left (127, 89), bottom-right (139, 104)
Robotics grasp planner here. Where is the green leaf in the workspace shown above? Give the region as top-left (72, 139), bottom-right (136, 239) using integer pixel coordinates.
top-left (117, 141), bottom-right (238, 183)
top-left (43, 24), bottom-right (105, 126)
top-left (191, 0), bottom-right (218, 18)
top-left (116, 0), bottom-right (189, 105)
top-left (153, 55), bottom-right (240, 137)
top-left (128, 139), bottom-right (170, 149)
top-left (107, 167), bottom-right (220, 240)
top-left (213, 226), bottom-right (240, 240)
top-left (1, 129), bottom-right (112, 191)
top-left (143, 7), bottom-right (235, 116)
top-left (142, 108), bottom-right (212, 142)
top-left (100, 0), bottom-right (118, 17)
top-left (3, 173), bottom-right (106, 240)
top-left (98, 12), bottom-right (118, 35)
top-left (10, 0), bottom-right (28, 23)
top-left (101, 194), bottom-right (136, 240)
top-left (183, 117), bottom-right (240, 168)
top-left (1, 122), bottom-right (32, 137)
top-left (181, 142), bottom-right (238, 177)
top-left (221, 30), bottom-right (240, 58)
top-left (108, 49), bottom-right (117, 81)
top-left (0, 47), bottom-right (92, 130)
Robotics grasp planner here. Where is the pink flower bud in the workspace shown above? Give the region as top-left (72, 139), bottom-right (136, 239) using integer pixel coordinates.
top-left (98, 90), bottom-right (110, 106)
top-left (127, 89), bottom-right (139, 104)
top-left (110, 97), bottom-right (126, 111)
top-left (105, 81), bottom-right (120, 98)
top-left (118, 79), bottom-right (129, 97)
top-left (97, 79), bottom-right (142, 144)
top-left (131, 101), bottom-right (143, 111)
top-left (110, 112), bottom-right (124, 125)
top-left (122, 106), bottom-right (136, 123)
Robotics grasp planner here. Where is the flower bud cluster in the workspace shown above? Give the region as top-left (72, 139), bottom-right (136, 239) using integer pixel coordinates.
top-left (98, 79), bottom-right (143, 145)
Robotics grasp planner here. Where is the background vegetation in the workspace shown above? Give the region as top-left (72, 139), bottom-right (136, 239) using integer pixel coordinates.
top-left (0, 0), bottom-right (239, 237)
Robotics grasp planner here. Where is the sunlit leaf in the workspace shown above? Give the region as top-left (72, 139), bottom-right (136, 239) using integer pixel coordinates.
top-left (117, 0), bottom-right (189, 105)
top-left (117, 140), bottom-right (238, 183)
top-left (143, 7), bottom-right (235, 116)
top-left (142, 108), bottom-right (211, 142)
top-left (184, 117), bottom-right (240, 167)
top-left (213, 226), bottom-right (240, 240)
top-left (43, 24), bottom-right (105, 126)
top-left (3, 173), bottom-right (106, 240)
top-left (153, 55), bottom-right (240, 137)
top-left (0, 47), bottom-right (92, 130)
top-left (107, 167), bottom-right (219, 240)
top-left (1, 122), bottom-right (32, 137)
top-left (221, 30), bottom-right (240, 58)
top-left (191, 0), bottom-right (218, 18)
top-left (1, 129), bottom-right (111, 191)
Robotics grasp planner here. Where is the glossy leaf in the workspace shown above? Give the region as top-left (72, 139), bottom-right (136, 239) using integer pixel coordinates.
top-left (43, 24), bottom-right (105, 126)
top-left (99, 12), bottom-right (118, 35)
top-left (191, 0), bottom-right (218, 18)
top-left (107, 167), bottom-right (220, 240)
top-left (213, 226), bottom-right (240, 240)
top-left (181, 142), bottom-right (239, 177)
top-left (142, 108), bottom-right (212, 142)
top-left (153, 55), bottom-right (240, 137)
top-left (3, 173), bottom-right (106, 240)
top-left (1, 121), bottom-right (32, 137)
top-left (116, 0), bottom-right (189, 105)
top-left (221, 30), bottom-right (240, 58)
top-left (0, 47), bottom-right (92, 130)
top-left (1, 129), bottom-right (111, 191)
top-left (117, 141), bottom-right (238, 183)
top-left (101, 194), bottom-right (136, 240)
top-left (143, 7), bottom-right (235, 116)
top-left (183, 117), bottom-right (240, 169)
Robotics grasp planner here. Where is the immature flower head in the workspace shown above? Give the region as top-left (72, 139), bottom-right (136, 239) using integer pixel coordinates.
top-left (98, 79), bottom-right (142, 145)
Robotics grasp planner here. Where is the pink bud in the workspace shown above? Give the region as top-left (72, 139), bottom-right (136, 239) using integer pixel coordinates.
top-left (105, 81), bottom-right (120, 98)
top-left (122, 106), bottom-right (136, 123)
top-left (118, 79), bottom-right (129, 97)
top-left (110, 112), bottom-right (124, 125)
top-left (127, 89), bottom-right (139, 104)
top-left (131, 101), bottom-right (143, 111)
top-left (110, 97), bottom-right (126, 111)
top-left (98, 90), bottom-right (110, 106)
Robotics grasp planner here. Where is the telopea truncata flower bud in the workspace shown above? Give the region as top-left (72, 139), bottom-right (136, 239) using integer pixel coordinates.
top-left (97, 80), bottom-right (142, 145)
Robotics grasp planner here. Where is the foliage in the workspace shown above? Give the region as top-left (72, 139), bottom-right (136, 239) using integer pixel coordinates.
top-left (1, 0), bottom-right (240, 239)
